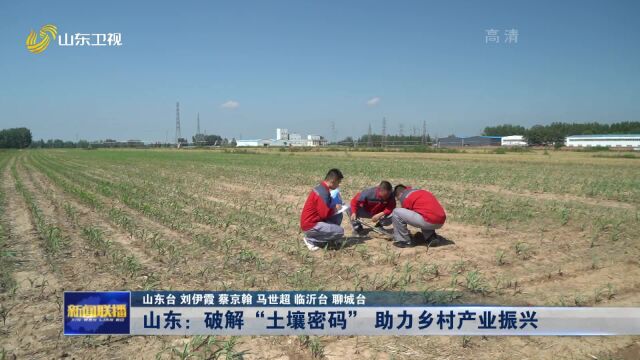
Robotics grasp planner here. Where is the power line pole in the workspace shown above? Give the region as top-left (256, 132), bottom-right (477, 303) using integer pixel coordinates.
top-left (367, 123), bottom-right (373, 147)
top-left (399, 123), bottom-right (404, 137)
top-left (382, 117), bottom-right (387, 147)
top-left (331, 121), bottom-right (337, 143)
top-left (422, 120), bottom-right (427, 145)
top-left (196, 112), bottom-right (201, 134)
top-left (175, 101), bottom-right (181, 145)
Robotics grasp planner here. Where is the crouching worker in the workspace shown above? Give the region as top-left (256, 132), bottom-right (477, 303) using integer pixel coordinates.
top-left (392, 184), bottom-right (446, 248)
top-left (348, 181), bottom-right (395, 235)
top-left (300, 168), bottom-right (345, 251)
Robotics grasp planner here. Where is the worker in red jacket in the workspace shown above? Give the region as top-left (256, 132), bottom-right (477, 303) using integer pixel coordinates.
top-left (392, 184), bottom-right (446, 248)
top-left (300, 169), bottom-right (345, 251)
top-left (348, 181), bottom-right (395, 234)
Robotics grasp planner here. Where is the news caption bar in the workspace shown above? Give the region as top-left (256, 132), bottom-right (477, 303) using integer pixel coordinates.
top-left (64, 291), bottom-right (640, 336)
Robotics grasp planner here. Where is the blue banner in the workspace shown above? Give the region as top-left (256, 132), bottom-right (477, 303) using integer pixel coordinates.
top-left (64, 291), bottom-right (130, 335)
top-left (63, 291), bottom-right (640, 336)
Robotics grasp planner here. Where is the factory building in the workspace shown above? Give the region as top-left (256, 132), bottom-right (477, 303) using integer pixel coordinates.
top-left (237, 129), bottom-right (327, 147)
top-left (501, 135), bottom-right (528, 146)
top-left (276, 128), bottom-right (289, 141)
top-left (565, 134), bottom-right (640, 148)
top-left (306, 134), bottom-right (328, 147)
top-left (236, 139), bottom-right (271, 147)
top-left (437, 136), bottom-right (502, 147)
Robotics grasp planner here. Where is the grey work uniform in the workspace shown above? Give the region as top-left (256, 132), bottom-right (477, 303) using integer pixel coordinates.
top-left (304, 183), bottom-right (344, 246)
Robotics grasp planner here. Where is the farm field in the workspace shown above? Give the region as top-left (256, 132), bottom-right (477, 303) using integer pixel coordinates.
top-left (0, 148), bottom-right (639, 359)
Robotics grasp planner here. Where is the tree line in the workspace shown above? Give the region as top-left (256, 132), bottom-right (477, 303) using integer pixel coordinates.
top-left (191, 134), bottom-right (237, 147)
top-left (28, 137), bottom-right (238, 148)
top-left (30, 139), bottom-right (115, 148)
top-left (0, 128), bottom-right (32, 148)
top-left (482, 121), bottom-right (640, 146)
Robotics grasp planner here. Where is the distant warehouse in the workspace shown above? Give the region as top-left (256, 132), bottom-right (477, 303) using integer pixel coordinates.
top-left (437, 136), bottom-right (501, 147)
top-left (501, 135), bottom-right (528, 146)
top-left (237, 139), bottom-right (271, 147)
top-left (565, 134), bottom-right (640, 148)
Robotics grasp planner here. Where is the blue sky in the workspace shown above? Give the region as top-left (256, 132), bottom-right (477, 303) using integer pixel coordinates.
top-left (1, 0), bottom-right (639, 141)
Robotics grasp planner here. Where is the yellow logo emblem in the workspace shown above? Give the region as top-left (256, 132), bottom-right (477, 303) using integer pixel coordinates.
top-left (26, 24), bottom-right (58, 54)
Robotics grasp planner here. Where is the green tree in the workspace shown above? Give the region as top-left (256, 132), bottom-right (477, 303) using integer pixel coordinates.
top-left (0, 127), bottom-right (32, 148)
top-left (482, 124), bottom-right (526, 136)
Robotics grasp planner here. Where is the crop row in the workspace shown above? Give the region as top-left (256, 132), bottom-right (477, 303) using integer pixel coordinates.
top-left (30, 154), bottom-right (463, 293)
top-left (27, 154), bottom-right (310, 290)
top-left (29, 151), bottom-right (637, 305)
top-left (19, 160), bottom-right (149, 283)
top-left (38, 151), bottom-right (637, 252)
top-left (11, 160), bottom-right (67, 258)
top-left (48, 149), bottom-right (639, 203)
top-left (0, 153), bottom-right (17, 294)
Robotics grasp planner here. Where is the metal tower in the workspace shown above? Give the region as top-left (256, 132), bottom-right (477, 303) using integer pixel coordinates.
top-left (175, 102), bottom-right (181, 145)
top-left (422, 120), bottom-right (427, 145)
top-left (331, 121), bottom-right (337, 143)
top-left (196, 112), bottom-right (201, 135)
top-left (382, 117), bottom-right (387, 147)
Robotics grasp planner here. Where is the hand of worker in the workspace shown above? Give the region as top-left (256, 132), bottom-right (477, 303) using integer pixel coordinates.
top-left (372, 212), bottom-right (384, 222)
top-left (350, 212), bottom-right (357, 221)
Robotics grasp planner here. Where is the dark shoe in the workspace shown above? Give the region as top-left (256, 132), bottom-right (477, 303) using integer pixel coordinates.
top-left (393, 241), bottom-right (414, 248)
top-left (328, 238), bottom-right (346, 249)
top-left (425, 232), bottom-right (439, 247)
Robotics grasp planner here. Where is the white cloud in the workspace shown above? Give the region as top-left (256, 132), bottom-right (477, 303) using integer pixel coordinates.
top-left (220, 100), bottom-right (239, 109)
top-left (366, 96), bottom-right (381, 106)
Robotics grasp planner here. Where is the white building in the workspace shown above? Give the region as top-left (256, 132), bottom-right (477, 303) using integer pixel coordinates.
top-left (307, 135), bottom-right (328, 147)
top-left (501, 135), bottom-right (528, 147)
top-left (565, 134), bottom-right (640, 148)
top-left (276, 128), bottom-right (289, 141)
top-left (236, 139), bottom-right (271, 147)
top-left (279, 130), bottom-right (307, 146)
top-left (238, 129), bottom-right (327, 147)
